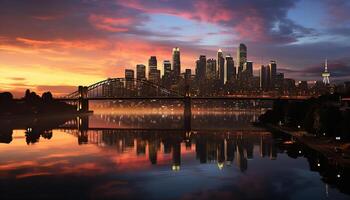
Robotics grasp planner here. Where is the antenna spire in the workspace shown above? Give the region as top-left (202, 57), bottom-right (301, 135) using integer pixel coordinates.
top-left (322, 58), bottom-right (330, 85)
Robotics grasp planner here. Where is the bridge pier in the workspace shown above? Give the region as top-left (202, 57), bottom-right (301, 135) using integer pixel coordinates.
top-left (184, 96), bottom-right (191, 131)
top-left (77, 115), bottom-right (89, 145)
top-left (77, 86), bottom-right (89, 112)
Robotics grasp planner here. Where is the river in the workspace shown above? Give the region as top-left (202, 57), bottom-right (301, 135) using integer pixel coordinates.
top-left (0, 102), bottom-right (349, 200)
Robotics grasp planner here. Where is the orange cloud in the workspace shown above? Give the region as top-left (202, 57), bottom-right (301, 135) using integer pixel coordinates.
top-left (1, 28), bottom-right (200, 97)
top-left (89, 14), bottom-right (134, 32)
top-left (16, 37), bottom-right (109, 51)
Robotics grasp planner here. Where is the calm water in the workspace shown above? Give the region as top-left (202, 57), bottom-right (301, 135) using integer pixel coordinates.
top-left (0, 103), bottom-right (349, 200)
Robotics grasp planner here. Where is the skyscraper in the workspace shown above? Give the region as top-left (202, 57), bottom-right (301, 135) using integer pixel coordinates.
top-left (196, 55), bottom-right (206, 81)
top-left (148, 56), bottom-right (157, 72)
top-left (244, 61), bottom-right (253, 77)
top-left (172, 47), bottom-right (181, 77)
top-left (237, 43), bottom-right (247, 76)
top-left (125, 69), bottom-right (134, 80)
top-left (148, 56), bottom-right (158, 81)
top-left (184, 69), bottom-right (192, 82)
top-left (125, 69), bottom-right (134, 90)
top-left (225, 55), bottom-right (235, 83)
top-left (217, 49), bottom-right (225, 84)
top-left (162, 60), bottom-right (172, 88)
top-left (163, 60), bottom-right (172, 77)
top-left (136, 64), bottom-right (146, 80)
top-left (149, 70), bottom-right (161, 84)
top-left (269, 60), bottom-right (277, 89)
top-left (206, 59), bottom-right (217, 80)
top-left (260, 65), bottom-right (269, 90)
top-left (275, 73), bottom-right (284, 91)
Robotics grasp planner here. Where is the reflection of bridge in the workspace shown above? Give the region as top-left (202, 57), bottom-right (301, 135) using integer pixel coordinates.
top-left (56, 78), bottom-right (311, 112)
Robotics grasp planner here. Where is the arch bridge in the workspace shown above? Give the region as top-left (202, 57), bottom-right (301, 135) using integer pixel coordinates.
top-left (64, 78), bottom-right (183, 99)
top-left (58, 78), bottom-right (190, 114)
top-left (57, 77), bottom-right (310, 113)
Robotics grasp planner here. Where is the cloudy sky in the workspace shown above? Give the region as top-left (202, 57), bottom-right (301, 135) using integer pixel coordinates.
top-left (0, 0), bottom-right (349, 96)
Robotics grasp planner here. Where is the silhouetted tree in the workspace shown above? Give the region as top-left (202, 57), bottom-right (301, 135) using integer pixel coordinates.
top-left (42, 92), bottom-right (53, 102)
top-left (0, 92), bottom-right (13, 102)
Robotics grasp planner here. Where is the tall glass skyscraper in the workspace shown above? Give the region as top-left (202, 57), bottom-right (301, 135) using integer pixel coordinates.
top-left (269, 60), bottom-right (277, 89)
top-left (217, 49), bottom-right (225, 85)
top-left (148, 56), bottom-right (157, 71)
top-left (225, 55), bottom-right (235, 83)
top-left (206, 59), bottom-right (217, 80)
top-left (163, 60), bottom-right (172, 77)
top-left (195, 55), bottom-right (207, 81)
top-left (136, 64), bottom-right (146, 80)
top-left (237, 43), bottom-right (247, 76)
top-left (172, 47), bottom-right (181, 77)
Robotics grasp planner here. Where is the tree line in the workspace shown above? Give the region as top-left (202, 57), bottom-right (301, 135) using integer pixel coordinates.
top-left (0, 90), bottom-right (76, 116)
top-left (259, 93), bottom-right (350, 140)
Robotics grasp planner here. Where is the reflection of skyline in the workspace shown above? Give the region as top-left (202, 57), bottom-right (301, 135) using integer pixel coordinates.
top-left (1, 128), bottom-right (349, 198)
top-left (0, 108), bottom-right (349, 198)
top-left (65, 129), bottom-right (277, 171)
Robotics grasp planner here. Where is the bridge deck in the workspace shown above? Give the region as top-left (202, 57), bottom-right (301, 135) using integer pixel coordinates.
top-left (54, 96), bottom-right (311, 101)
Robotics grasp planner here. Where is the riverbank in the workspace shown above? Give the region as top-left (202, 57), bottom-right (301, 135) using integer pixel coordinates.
top-left (0, 112), bottom-right (92, 129)
top-left (266, 124), bottom-right (350, 166)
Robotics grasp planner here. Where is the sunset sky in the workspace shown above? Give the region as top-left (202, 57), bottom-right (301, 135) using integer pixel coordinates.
top-left (0, 0), bottom-right (349, 97)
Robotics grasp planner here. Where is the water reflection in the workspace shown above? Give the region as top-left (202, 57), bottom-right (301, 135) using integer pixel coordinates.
top-left (0, 109), bottom-right (349, 199)
top-left (64, 129), bottom-right (275, 172)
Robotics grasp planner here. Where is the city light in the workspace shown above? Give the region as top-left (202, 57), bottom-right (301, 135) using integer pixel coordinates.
top-left (1, 1), bottom-right (350, 199)
top-left (172, 165), bottom-right (180, 171)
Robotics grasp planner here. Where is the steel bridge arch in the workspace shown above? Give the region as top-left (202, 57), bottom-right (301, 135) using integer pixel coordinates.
top-left (65, 78), bottom-right (183, 98)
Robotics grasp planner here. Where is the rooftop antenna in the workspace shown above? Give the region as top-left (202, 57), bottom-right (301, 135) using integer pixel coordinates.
top-left (322, 58), bottom-right (330, 85)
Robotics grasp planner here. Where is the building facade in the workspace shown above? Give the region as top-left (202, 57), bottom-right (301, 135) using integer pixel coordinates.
top-left (136, 64), bottom-right (146, 80)
top-left (225, 55), bottom-right (235, 83)
top-left (172, 47), bottom-right (181, 77)
top-left (217, 49), bottom-right (225, 85)
top-left (237, 43), bottom-right (247, 76)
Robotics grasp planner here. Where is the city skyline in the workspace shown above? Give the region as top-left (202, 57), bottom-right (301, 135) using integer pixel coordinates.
top-left (0, 0), bottom-right (350, 97)
top-left (1, 1), bottom-right (350, 199)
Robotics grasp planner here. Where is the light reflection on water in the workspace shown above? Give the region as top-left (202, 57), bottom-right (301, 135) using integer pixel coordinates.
top-left (0, 105), bottom-right (349, 200)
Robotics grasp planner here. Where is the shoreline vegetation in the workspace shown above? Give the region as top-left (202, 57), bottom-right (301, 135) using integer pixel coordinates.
top-left (258, 93), bottom-right (350, 166)
top-left (0, 90), bottom-right (77, 117)
top-left (259, 93), bottom-right (350, 140)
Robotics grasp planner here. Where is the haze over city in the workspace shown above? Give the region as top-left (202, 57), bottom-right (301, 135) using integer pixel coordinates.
top-left (1, 0), bottom-right (350, 97)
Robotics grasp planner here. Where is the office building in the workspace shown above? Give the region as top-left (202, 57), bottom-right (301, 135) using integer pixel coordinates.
top-left (269, 60), bottom-right (277, 89)
top-left (185, 69), bottom-right (192, 81)
top-left (237, 43), bottom-right (247, 76)
top-left (260, 65), bottom-right (269, 90)
top-left (136, 64), bottom-right (146, 80)
top-left (196, 55), bottom-right (207, 81)
top-left (217, 49), bottom-right (225, 84)
top-left (206, 59), bottom-right (217, 80)
top-left (148, 56), bottom-right (157, 76)
top-left (125, 69), bottom-right (134, 80)
top-left (243, 61), bottom-right (253, 77)
top-left (125, 69), bottom-right (134, 90)
top-left (149, 70), bottom-right (161, 84)
top-left (225, 55), bottom-right (235, 82)
top-left (163, 60), bottom-right (172, 77)
top-left (172, 47), bottom-right (181, 77)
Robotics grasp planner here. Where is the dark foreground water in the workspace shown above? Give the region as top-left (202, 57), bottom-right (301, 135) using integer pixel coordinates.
top-left (0, 105), bottom-right (349, 200)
